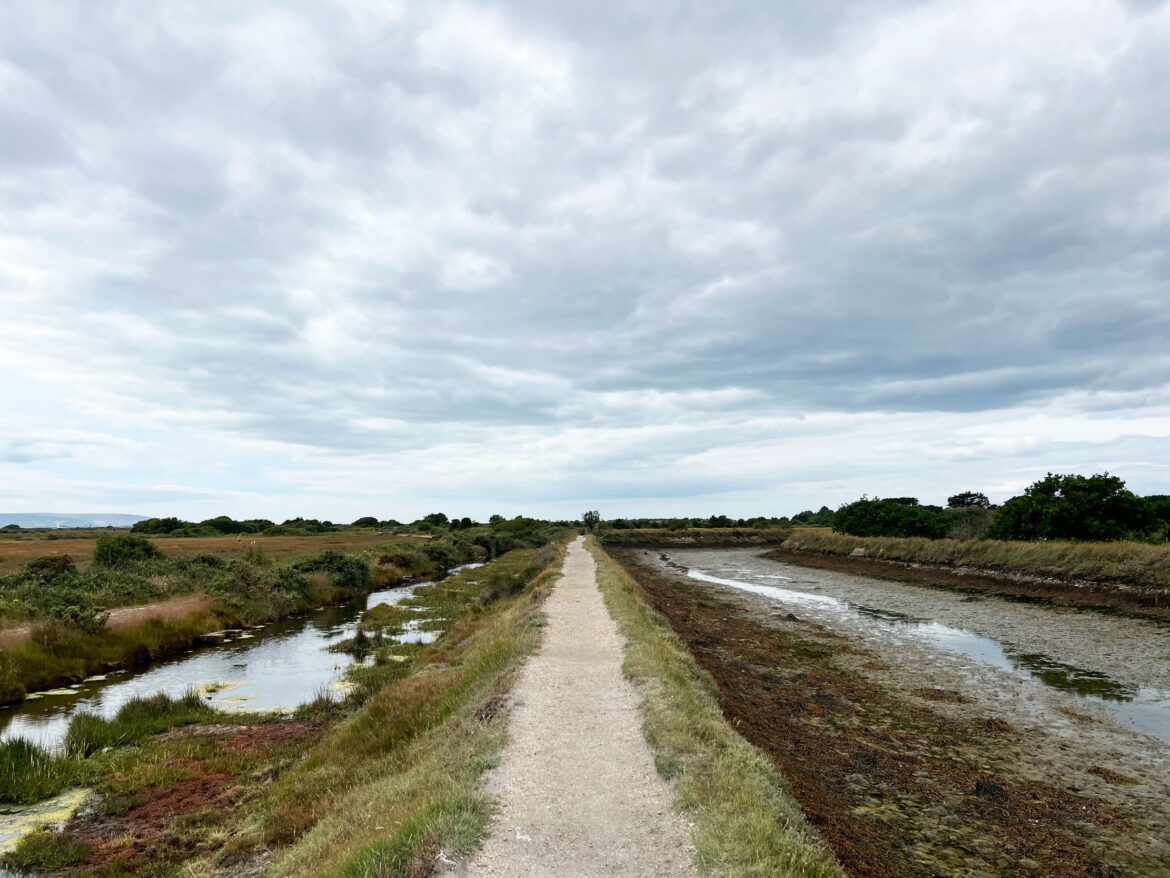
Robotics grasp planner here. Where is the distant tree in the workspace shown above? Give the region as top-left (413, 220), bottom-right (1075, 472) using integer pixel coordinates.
top-left (488, 514), bottom-right (505, 526)
top-left (1145, 495), bottom-right (1170, 527)
top-left (707, 514), bottom-right (734, 528)
top-left (351, 516), bottom-right (380, 528)
top-left (984, 473), bottom-right (1157, 542)
top-left (199, 515), bottom-right (252, 534)
top-left (131, 517), bottom-right (186, 535)
top-left (582, 510), bottom-right (601, 533)
top-left (888, 497), bottom-right (920, 507)
top-left (1, 523), bottom-right (19, 531)
top-left (421, 512), bottom-right (449, 527)
top-left (832, 498), bottom-right (948, 539)
top-left (948, 491), bottom-right (991, 509)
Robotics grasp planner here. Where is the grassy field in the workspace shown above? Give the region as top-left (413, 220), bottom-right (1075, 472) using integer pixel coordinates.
top-left (0, 531), bottom-right (426, 576)
top-left (588, 538), bottom-right (841, 877)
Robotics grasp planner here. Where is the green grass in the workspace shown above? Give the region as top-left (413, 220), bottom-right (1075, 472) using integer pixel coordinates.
top-left (0, 737), bottom-right (77, 804)
top-left (2, 828), bottom-right (90, 871)
top-left (782, 529), bottom-right (1170, 588)
top-left (63, 691), bottom-right (213, 757)
top-left (253, 543), bottom-right (567, 878)
top-left (587, 538), bottom-right (842, 878)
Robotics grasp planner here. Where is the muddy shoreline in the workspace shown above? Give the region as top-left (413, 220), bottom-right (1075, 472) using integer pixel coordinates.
top-left (765, 547), bottom-right (1170, 621)
top-left (613, 548), bottom-right (1170, 877)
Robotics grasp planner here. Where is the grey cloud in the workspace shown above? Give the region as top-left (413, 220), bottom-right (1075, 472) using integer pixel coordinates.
top-left (1, 0), bottom-right (1168, 515)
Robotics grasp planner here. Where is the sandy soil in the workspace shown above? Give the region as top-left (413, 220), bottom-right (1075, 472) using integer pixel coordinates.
top-left (0, 594), bottom-right (216, 648)
top-left (460, 538), bottom-right (695, 878)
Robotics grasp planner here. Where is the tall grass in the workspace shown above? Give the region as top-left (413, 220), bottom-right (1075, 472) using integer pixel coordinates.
top-left (0, 737), bottom-right (77, 804)
top-left (782, 530), bottom-right (1170, 588)
top-left (64, 691), bottom-right (211, 757)
top-left (588, 539), bottom-right (842, 878)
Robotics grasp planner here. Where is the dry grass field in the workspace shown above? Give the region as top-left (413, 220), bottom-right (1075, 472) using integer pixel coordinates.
top-left (0, 531), bottom-right (427, 576)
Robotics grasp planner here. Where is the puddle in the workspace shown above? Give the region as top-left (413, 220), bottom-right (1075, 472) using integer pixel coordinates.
top-left (679, 561), bottom-right (1170, 744)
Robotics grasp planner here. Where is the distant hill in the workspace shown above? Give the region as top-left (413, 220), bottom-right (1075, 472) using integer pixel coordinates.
top-left (0, 513), bottom-right (148, 529)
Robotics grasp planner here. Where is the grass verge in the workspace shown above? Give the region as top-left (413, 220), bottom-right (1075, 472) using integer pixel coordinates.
top-left (586, 537), bottom-right (842, 878)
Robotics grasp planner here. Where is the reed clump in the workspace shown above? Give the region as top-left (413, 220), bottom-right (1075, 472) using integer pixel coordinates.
top-left (0, 737), bottom-right (76, 804)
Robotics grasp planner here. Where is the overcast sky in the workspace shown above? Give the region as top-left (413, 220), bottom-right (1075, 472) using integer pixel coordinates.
top-left (1, 0), bottom-right (1168, 523)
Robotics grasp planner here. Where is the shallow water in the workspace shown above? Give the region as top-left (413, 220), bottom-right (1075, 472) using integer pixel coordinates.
top-left (0, 564), bottom-right (483, 750)
top-left (670, 552), bottom-right (1170, 744)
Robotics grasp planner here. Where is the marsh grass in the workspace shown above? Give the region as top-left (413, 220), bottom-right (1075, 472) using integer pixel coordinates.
top-left (2, 828), bottom-right (90, 871)
top-left (64, 691), bottom-right (212, 757)
top-left (782, 530), bottom-right (1170, 588)
top-left (588, 538), bottom-right (843, 878)
top-left (254, 544), bottom-right (566, 877)
top-left (0, 737), bottom-right (76, 804)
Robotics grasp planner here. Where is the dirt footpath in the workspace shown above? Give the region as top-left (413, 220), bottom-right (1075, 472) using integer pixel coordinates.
top-left (0, 595), bottom-right (215, 648)
top-left (465, 537), bottom-right (695, 877)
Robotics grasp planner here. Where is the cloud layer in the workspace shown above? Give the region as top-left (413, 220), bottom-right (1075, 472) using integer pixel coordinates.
top-left (2, 0), bottom-right (1168, 520)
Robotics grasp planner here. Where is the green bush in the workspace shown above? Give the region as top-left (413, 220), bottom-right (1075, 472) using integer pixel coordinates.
top-left (986, 473), bottom-right (1158, 542)
top-left (832, 498), bottom-right (949, 539)
top-left (24, 554), bottom-right (77, 579)
top-left (92, 534), bottom-right (164, 568)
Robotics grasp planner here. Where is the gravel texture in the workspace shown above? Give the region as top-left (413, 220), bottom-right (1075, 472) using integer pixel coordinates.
top-left (463, 537), bottom-right (695, 877)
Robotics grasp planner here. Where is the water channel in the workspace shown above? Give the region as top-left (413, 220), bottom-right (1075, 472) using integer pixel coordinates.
top-left (0, 564), bottom-right (482, 751)
top-left (654, 549), bottom-right (1170, 745)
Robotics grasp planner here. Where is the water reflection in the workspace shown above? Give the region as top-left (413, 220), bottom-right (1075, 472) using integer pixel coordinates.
top-left (0, 563), bottom-right (486, 750)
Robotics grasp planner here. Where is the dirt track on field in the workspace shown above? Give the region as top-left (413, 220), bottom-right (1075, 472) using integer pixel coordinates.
top-left (463, 538), bottom-right (695, 877)
top-left (0, 595), bottom-right (216, 648)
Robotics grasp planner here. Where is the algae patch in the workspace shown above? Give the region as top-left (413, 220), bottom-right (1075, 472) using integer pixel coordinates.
top-left (0, 788), bottom-right (89, 854)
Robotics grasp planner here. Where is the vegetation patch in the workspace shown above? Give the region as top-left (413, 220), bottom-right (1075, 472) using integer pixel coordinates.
top-left (0, 737), bottom-right (76, 804)
top-left (588, 539), bottom-right (842, 878)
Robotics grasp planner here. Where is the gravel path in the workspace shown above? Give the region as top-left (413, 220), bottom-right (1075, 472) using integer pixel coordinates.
top-left (465, 537), bottom-right (695, 877)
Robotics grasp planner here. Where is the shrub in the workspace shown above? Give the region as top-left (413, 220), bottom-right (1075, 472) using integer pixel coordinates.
top-left (24, 555), bottom-right (77, 579)
top-left (92, 534), bottom-right (164, 568)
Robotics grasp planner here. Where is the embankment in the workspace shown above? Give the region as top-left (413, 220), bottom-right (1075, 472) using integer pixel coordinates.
top-left (770, 531), bottom-right (1170, 620)
top-left (598, 527), bottom-right (791, 549)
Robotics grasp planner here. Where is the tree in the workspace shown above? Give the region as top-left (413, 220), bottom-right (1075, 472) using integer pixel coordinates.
top-left (984, 473), bottom-right (1157, 542)
top-left (832, 498), bottom-right (948, 539)
top-left (582, 510), bottom-right (601, 533)
top-left (351, 516), bottom-right (380, 528)
top-left (948, 491), bottom-right (990, 509)
top-left (421, 512), bottom-right (449, 527)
